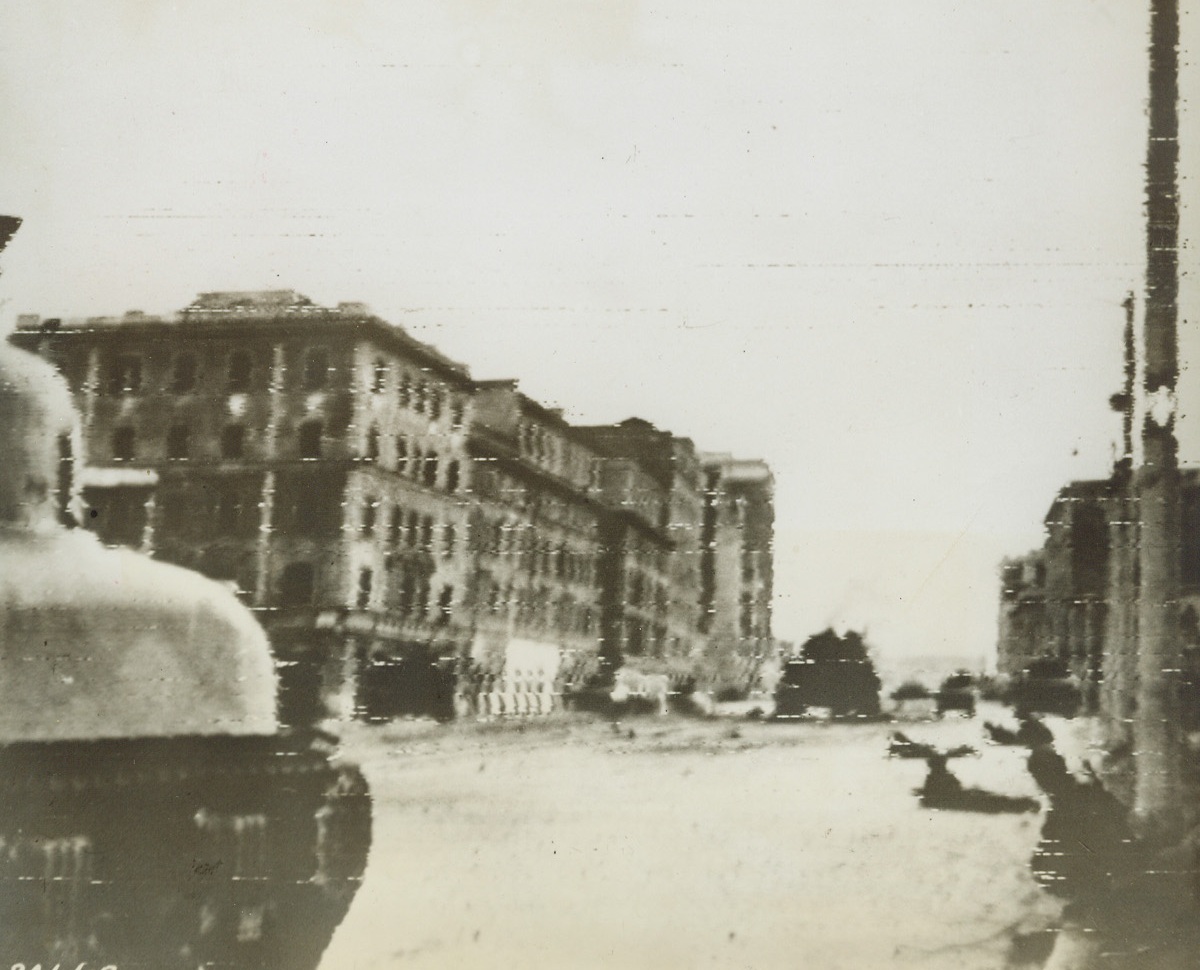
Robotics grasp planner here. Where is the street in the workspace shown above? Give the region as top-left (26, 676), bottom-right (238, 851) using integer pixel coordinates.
top-left (319, 707), bottom-right (1061, 970)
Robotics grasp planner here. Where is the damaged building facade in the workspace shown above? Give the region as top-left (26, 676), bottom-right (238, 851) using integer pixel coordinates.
top-left (14, 292), bottom-right (477, 722)
top-left (576, 419), bottom-right (707, 677)
top-left (12, 292), bottom-right (775, 722)
top-left (700, 456), bottom-right (776, 694)
top-left (997, 468), bottom-right (1200, 732)
top-left (463, 380), bottom-right (608, 713)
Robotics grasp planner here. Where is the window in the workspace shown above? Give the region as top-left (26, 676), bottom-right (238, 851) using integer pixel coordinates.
top-left (395, 435), bottom-right (409, 474)
top-left (356, 568), bottom-right (373, 610)
top-left (450, 398), bottom-right (465, 428)
top-left (414, 381), bottom-right (427, 414)
top-left (298, 420), bottom-right (323, 459)
top-left (280, 562), bottom-right (315, 607)
top-left (171, 353), bottom-right (198, 393)
top-left (437, 585), bottom-right (454, 625)
top-left (303, 348), bottom-right (328, 390)
top-left (222, 424), bottom-right (246, 460)
top-left (227, 351), bottom-right (253, 393)
top-left (361, 498), bottom-right (378, 536)
top-left (428, 387), bottom-right (442, 421)
top-left (627, 620), bottom-right (645, 656)
top-left (372, 358), bottom-right (387, 394)
top-left (445, 460), bottom-right (460, 493)
top-left (166, 424), bottom-right (190, 460)
top-left (107, 355), bottom-right (142, 395)
top-left (442, 524), bottom-right (456, 558)
top-left (112, 426), bottom-right (136, 461)
top-left (364, 425), bottom-right (380, 462)
top-left (398, 374), bottom-right (412, 409)
top-left (417, 578), bottom-right (430, 618)
top-left (422, 454), bottom-right (439, 488)
top-left (388, 506), bottom-right (402, 545)
top-left (420, 516), bottom-right (433, 551)
top-left (405, 511), bottom-right (419, 547)
top-left (399, 574), bottom-right (415, 617)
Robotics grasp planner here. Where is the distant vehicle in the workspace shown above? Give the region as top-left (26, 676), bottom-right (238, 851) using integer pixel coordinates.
top-left (934, 671), bottom-right (976, 717)
top-left (1010, 658), bottom-right (1081, 718)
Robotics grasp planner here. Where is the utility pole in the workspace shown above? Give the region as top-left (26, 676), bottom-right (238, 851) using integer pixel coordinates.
top-left (1133, 0), bottom-right (1184, 841)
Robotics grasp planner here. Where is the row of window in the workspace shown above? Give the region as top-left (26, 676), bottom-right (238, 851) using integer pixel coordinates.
top-left (623, 618), bottom-right (670, 658)
top-left (113, 419), bottom-right (468, 476)
top-left (359, 500), bottom-right (457, 557)
top-left (356, 564), bottom-right (454, 623)
top-left (518, 421), bottom-right (564, 468)
top-left (474, 463), bottom-right (606, 531)
top-left (371, 358), bottom-right (466, 427)
top-left (108, 419), bottom-right (349, 463)
top-left (101, 351), bottom-right (258, 396)
top-left (274, 557), bottom-right (674, 640)
top-left (474, 520), bottom-right (598, 585)
top-left (111, 422), bottom-right (258, 462)
top-left (480, 580), bottom-right (597, 636)
top-left (278, 559), bottom-right (456, 624)
top-left (363, 428), bottom-right (463, 492)
top-left (97, 348), bottom-right (468, 418)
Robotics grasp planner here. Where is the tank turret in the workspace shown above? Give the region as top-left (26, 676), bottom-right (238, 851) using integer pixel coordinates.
top-left (0, 216), bottom-right (370, 969)
top-left (0, 334), bottom-right (279, 740)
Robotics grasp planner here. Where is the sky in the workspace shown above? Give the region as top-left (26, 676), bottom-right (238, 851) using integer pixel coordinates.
top-left (1, 0), bottom-right (1197, 666)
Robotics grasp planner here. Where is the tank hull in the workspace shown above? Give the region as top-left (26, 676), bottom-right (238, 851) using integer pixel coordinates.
top-left (0, 732), bottom-right (370, 970)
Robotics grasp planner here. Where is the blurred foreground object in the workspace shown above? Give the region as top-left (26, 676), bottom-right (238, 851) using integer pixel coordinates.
top-left (0, 215), bottom-right (371, 968)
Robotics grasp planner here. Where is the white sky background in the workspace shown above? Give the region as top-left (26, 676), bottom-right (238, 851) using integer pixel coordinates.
top-left (1, 0), bottom-right (1197, 666)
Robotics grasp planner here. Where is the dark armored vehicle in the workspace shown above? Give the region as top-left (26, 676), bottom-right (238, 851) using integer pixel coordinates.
top-left (0, 216), bottom-right (370, 969)
top-left (1009, 658), bottom-right (1081, 718)
top-left (934, 671), bottom-right (977, 717)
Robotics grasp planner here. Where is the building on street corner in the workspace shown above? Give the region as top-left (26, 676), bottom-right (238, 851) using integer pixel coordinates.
top-left (12, 292), bottom-right (476, 722)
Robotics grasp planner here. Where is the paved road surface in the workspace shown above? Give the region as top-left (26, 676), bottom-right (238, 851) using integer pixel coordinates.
top-left (320, 709), bottom-right (1059, 970)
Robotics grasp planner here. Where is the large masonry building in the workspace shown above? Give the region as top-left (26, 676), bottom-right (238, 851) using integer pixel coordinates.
top-left (12, 291), bottom-right (776, 721)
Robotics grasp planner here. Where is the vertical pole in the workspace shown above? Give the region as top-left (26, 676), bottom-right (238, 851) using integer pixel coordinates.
top-left (1133, 0), bottom-right (1183, 840)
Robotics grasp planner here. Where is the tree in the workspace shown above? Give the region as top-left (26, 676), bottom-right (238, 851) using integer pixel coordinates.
top-left (775, 628), bottom-right (882, 717)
